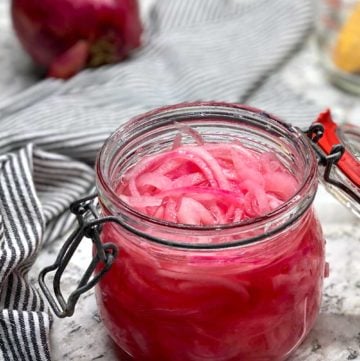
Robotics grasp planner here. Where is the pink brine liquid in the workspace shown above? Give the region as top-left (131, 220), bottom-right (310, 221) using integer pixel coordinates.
top-left (97, 138), bottom-right (325, 361)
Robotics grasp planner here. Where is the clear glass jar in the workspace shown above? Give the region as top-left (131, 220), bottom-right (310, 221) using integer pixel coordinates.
top-left (316, 0), bottom-right (360, 94)
top-left (95, 103), bottom-right (326, 361)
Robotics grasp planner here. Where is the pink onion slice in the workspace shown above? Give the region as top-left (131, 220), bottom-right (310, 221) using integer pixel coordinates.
top-left (117, 137), bottom-right (299, 225)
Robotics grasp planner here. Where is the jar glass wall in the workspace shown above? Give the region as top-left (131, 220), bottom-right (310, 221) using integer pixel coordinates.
top-left (316, 0), bottom-right (360, 94)
top-left (95, 103), bottom-right (326, 361)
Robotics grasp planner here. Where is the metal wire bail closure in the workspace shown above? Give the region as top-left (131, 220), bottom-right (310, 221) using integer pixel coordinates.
top-left (305, 109), bottom-right (360, 216)
top-left (38, 194), bottom-right (118, 318)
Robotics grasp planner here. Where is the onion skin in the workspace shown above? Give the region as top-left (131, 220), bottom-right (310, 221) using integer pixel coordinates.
top-left (11, 0), bottom-right (143, 79)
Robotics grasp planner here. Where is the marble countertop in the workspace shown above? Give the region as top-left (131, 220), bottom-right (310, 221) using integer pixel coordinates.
top-left (1, 0), bottom-right (360, 360)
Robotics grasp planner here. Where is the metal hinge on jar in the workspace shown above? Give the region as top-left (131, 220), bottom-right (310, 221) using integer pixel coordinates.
top-left (305, 109), bottom-right (360, 217)
top-left (38, 194), bottom-right (118, 318)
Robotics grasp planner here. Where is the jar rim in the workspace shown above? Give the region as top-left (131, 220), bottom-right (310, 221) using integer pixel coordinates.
top-left (95, 102), bottom-right (318, 249)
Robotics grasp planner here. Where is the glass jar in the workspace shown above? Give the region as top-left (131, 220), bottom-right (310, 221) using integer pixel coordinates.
top-left (316, 0), bottom-right (360, 94)
top-left (94, 103), bottom-right (326, 361)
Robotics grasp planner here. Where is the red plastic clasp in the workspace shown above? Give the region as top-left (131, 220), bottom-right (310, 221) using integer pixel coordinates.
top-left (315, 109), bottom-right (360, 187)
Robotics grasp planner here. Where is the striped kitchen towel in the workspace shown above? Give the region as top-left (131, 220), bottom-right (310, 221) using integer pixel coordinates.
top-left (0, 0), bottom-right (318, 360)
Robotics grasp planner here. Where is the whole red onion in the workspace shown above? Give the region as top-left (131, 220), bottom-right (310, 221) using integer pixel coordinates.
top-left (11, 0), bottom-right (143, 79)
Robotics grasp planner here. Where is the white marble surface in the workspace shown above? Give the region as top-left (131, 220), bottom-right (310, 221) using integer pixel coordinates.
top-left (1, 0), bottom-right (360, 360)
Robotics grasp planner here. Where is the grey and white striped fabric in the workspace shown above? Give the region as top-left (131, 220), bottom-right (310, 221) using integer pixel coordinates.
top-left (0, 0), bottom-right (319, 359)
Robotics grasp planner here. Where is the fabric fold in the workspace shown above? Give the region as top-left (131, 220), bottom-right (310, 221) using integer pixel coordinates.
top-left (0, 145), bottom-right (93, 360)
top-left (0, 310), bottom-right (51, 361)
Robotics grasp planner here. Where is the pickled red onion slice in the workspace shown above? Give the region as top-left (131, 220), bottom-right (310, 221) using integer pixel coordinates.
top-left (117, 140), bottom-right (299, 225)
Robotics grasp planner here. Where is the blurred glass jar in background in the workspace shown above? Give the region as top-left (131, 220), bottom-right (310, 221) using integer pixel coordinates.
top-left (316, 0), bottom-right (360, 94)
